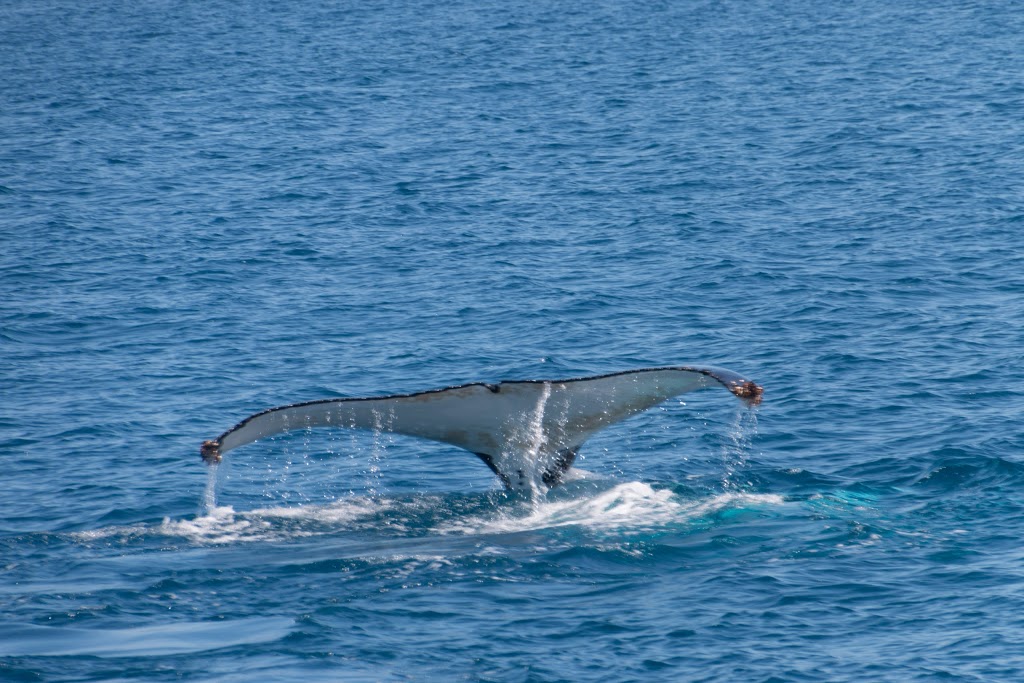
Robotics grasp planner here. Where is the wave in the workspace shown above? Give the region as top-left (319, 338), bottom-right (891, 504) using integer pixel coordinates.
top-left (0, 617), bottom-right (293, 658)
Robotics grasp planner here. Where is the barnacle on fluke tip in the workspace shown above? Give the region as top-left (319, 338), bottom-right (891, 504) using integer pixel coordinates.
top-left (199, 440), bottom-right (221, 464)
top-left (729, 380), bottom-right (764, 406)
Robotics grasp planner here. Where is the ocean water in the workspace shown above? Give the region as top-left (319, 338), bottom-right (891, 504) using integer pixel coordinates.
top-left (2, 0), bottom-right (1023, 680)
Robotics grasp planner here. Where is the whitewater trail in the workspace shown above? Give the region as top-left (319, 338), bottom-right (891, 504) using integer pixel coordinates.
top-left (148, 483), bottom-right (785, 546)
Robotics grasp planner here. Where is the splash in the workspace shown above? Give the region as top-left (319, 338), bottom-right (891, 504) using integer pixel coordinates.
top-left (160, 497), bottom-right (395, 544)
top-left (440, 482), bottom-right (785, 536)
top-left (721, 406), bottom-right (759, 490)
top-left (524, 381), bottom-right (554, 496)
top-left (366, 408), bottom-right (387, 496)
top-left (161, 505), bottom-right (273, 544)
top-left (200, 461), bottom-right (219, 515)
top-left (500, 381), bottom-right (554, 495)
top-left (527, 382), bottom-right (552, 457)
top-left (77, 482), bottom-right (785, 548)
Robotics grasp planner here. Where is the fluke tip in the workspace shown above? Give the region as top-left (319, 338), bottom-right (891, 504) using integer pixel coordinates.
top-left (200, 440), bottom-right (222, 464)
top-left (730, 380), bottom-right (764, 406)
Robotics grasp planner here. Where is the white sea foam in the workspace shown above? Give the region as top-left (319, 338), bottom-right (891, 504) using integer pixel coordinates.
top-left (159, 505), bottom-right (274, 544)
top-left (256, 497), bottom-right (392, 524)
top-left (440, 482), bottom-right (785, 536)
top-left (71, 524), bottom-right (148, 542)
top-left (157, 496), bottom-right (394, 544)
top-left (79, 484), bottom-right (784, 546)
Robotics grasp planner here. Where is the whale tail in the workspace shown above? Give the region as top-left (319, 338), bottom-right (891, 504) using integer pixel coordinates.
top-left (200, 366), bottom-right (762, 491)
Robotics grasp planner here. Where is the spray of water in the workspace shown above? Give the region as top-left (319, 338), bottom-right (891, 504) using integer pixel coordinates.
top-left (367, 408), bottom-right (386, 497)
top-left (201, 462), bottom-right (219, 515)
top-left (721, 406), bottom-right (759, 490)
top-left (523, 381), bottom-right (553, 499)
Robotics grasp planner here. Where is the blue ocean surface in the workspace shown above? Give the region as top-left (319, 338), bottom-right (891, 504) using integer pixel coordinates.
top-left (2, 0), bottom-right (1024, 680)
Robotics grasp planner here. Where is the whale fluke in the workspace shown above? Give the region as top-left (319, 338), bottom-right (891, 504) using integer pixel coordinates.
top-left (200, 366), bottom-right (762, 490)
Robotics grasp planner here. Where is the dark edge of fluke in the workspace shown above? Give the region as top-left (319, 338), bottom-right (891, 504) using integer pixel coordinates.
top-left (198, 366), bottom-right (764, 466)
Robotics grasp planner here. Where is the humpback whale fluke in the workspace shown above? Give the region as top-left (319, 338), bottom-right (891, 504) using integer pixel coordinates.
top-left (200, 366), bottom-right (762, 490)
